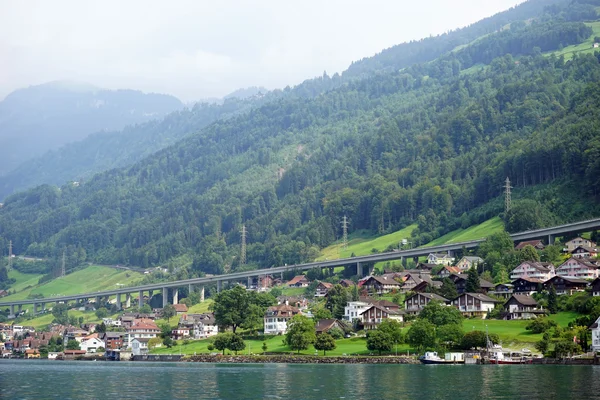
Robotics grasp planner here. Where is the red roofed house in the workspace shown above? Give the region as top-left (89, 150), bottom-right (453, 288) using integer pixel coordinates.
top-left (172, 304), bottom-right (188, 315)
top-left (125, 321), bottom-right (160, 349)
top-left (287, 275), bottom-right (310, 288)
top-left (438, 266), bottom-right (462, 279)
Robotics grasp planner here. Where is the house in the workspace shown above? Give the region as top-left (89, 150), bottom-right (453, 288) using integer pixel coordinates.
top-left (264, 304), bottom-right (301, 334)
top-left (503, 295), bottom-right (545, 320)
top-left (570, 246), bottom-right (598, 259)
top-left (101, 332), bottom-right (124, 350)
top-left (427, 253), bottom-right (454, 266)
top-left (404, 293), bottom-right (449, 315)
top-left (172, 304), bottom-right (188, 315)
top-left (565, 237), bottom-right (596, 252)
top-left (24, 349), bottom-right (40, 359)
top-left (359, 305), bottom-right (404, 329)
top-left (512, 277), bottom-right (544, 295)
top-left (412, 279), bottom-right (443, 293)
top-left (179, 313), bottom-right (219, 339)
top-left (48, 352), bottom-right (62, 360)
top-left (490, 283), bottom-right (513, 299)
top-left (416, 263), bottom-right (437, 271)
top-left (131, 338), bottom-right (151, 356)
top-left (79, 334), bottom-right (106, 354)
top-left (401, 272), bottom-right (440, 292)
top-left (125, 321), bottom-right (160, 348)
top-left (339, 279), bottom-right (355, 288)
top-left (451, 293), bottom-right (500, 319)
top-left (592, 277), bottom-right (600, 297)
top-left (101, 318), bottom-right (122, 327)
top-left (510, 261), bottom-right (555, 281)
top-left (455, 256), bottom-right (484, 272)
top-left (590, 316), bottom-right (600, 352)
top-left (0, 290), bottom-right (8, 298)
top-left (543, 276), bottom-right (589, 295)
top-left (257, 275), bottom-right (274, 290)
top-left (63, 350), bottom-right (87, 359)
top-left (171, 327), bottom-right (190, 340)
top-left (361, 275), bottom-right (402, 294)
top-left (556, 258), bottom-right (600, 280)
top-left (315, 281), bottom-right (333, 297)
top-left (438, 266), bottom-right (462, 279)
top-left (287, 275), bottom-right (310, 287)
top-left (515, 240), bottom-right (545, 251)
top-left (343, 301), bottom-right (372, 322)
top-left (449, 274), bottom-right (494, 294)
top-left (276, 296), bottom-right (309, 309)
top-left (315, 319), bottom-right (346, 335)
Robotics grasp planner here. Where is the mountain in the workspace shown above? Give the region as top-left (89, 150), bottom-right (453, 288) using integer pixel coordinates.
top-left (224, 87), bottom-right (269, 100)
top-left (0, 81), bottom-right (183, 175)
top-left (1, 0), bottom-right (599, 281)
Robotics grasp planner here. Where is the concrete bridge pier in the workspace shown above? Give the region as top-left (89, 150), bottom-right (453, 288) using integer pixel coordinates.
top-left (95, 296), bottom-right (101, 306)
top-left (188, 284), bottom-right (193, 294)
top-left (138, 290), bottom-right (144, 308)
top-left (9, 304), bottom-right (15, 318)
top-left (33, 303), bottom-right (38, 315)
top-left (200, 286), bottom-right (205, 302)
top-left (116, 294), bottom-right (122, 310)
top-left (41, 303), bottom-right (46, 312)
top-left (125, 294), bottom-right (131, 308)
top-left (357, 262), bottom-right (363, 277)
top-left (247, 276), bottom-right (252, 289)
top-left (18, 304), bottom-right (22, 313)
top-left (217, 281), bottom-right (221, 293)
top-left (548, 234), bottom-right (555, 245)
top-left (329, 267), bottom-right (334, 277)
top-left (162, 287), bottom-right (168, 308)
top-left (172, 288), bottom-right (178, 305)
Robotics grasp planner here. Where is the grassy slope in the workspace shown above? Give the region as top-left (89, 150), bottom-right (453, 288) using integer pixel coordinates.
top-left (2, 265), bottom-right (142, 302)
top-left (424, 217), bottom-right (505, 247)
top-left (7, 270), bottom-right (44, 293)
top-left (150, 311), bottom-right (579, 356)
top-left (546, 21), bottom-right (600, 61)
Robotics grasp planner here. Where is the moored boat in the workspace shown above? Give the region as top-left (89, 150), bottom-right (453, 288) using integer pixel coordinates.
top-left (419, 352), bottom-right (465, 364)
top-left (488, 351), bottom-right (533, 364)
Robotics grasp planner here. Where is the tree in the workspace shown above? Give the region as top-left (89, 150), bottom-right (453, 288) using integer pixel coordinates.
top-left (406, 319), bottom-right (436, 351)
top-left (159, 323), bottom-right (172, 339)
top-left (520, 245), bottom-right (540, 262)
top-left (526, 318), bottom-right (557, 334)
top-left (162, 304), bottom-right (177, 323)
top-left (325, 284), bottom-right (348, 319)
top-left (228, 333), bottom-right (246, 354)
top-left (163, 337), bottom-right (174, 348)
top-left (419, 301), bottom-right (463, 326)
top-left (52, 303), bottom-right (70, 325)
top-left (465, 266), bottom-right (480, 293)
top-left (95, 307), bottom-right (109, 320)
top-left (211, 286), bottom-right (274, 333)
top-left (460, 330), bottom-right (499, 350)
top-left (284, 315), bottom-right (316, 354)
top-left (66, 339), bottom-right (80, 350)
top-left (328, 327), bottom-right (344, 340)
top-left (553, 341), bottom-right (581, 358)
top-left (213, 333), bottom-right (233, 355)
top-left (312, 306), bottom-right (333, 321)
top-left (436, 324), bottom-right (464, 348)
top-left (535, 332), bottom-right (550, 355)
top-left (438, 278), bottom-right (458, 299)
top-left (139, 304), bottom-right (152, 314)
top-left (262, 341), bottom-right (268, 354)
top-left (378, 319), bottom-right (404, 348)
top-left (366, 329), bottom-right (393, 355)
top-left (96, 346), bottom-right (105, 353)
top-left (314, 333), bottom-right (337, 355)
top-left (148, 337), bottom-right (162, 350)
top-left (548, 285), bottom-right (558, 314)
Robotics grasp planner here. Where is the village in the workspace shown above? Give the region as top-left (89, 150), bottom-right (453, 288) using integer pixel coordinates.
top-left (2, 235), bottom-right (600, 362)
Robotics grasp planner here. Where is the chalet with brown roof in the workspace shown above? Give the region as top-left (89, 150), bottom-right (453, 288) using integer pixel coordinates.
top-left (515, 240), bottom-right (545, 250)
top-left (339, 279), bottom-right (355, 288)
top-left (404, 292), bottom-right (449, 315)
top-left (410, 275), bottom-right (443, 293)
top-left (264, 304), bottom-right (301, 334)
top-left (455, 256), bottom-right (484, 272)
top-left (449, 274), bottom-right (494, 294)
top-left (503, 295), bottom-right (545, 320)
top-left (25, 349), bottom-right (40, 359)
top-left (570, 245), bottom-right (598, 259)
top-left (172, 304), bottom-right (188, 314)
top-left (490, 283), bottom-right (513, 299)
top-left (512, 277), bottom-right (544, 295)
top-left (416, 263), bottom-right (437, 271)
top-left (451, 293), bottom-right (500, 319)
top-left (315, 319), bottom-right (346, 335)
top-left (287, 275), bottom-right (310, 287)
top-left (359, 305), bottom-right (404, 329)
top-left (0, 290), bottom-right (7, 298)
top-left (315, 281), bottom-right (333, 297)
top-left (543, 276), bottom-right (589, 295)
top-left (361, 275), bottom-right (402, 294)
top-left (438, 266), bottom-right (462, 279)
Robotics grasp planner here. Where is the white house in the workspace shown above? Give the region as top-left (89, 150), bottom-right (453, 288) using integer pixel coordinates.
top-left (131, 338), bottom-right (150, 356)
top-left (556, 258), bottom-right (600, 280)
top-left (404, 293), bottom-right (449, 315)
top-left (79, 336), bottom-right (106, 354)
top-left (359, 305), bottom-right (404, 329)
top-left (343, 301), bottom-right (372, 321)
top-left (510, 261), bottom-right (555, 281)
top-left (565, 237), bottom-right (596, 252)
top-left (455, 256), bottom-right (484, 272)
top-left (591, 316), bottom-right (600, 352)
top-left (102, 318), bottom-right (122, 327)
top-left (264, 304), bottom-right (301, 335)
top-left (427, 253), bottom-right (454, 266)
top-left (451, 293), bottom-right (500, 319)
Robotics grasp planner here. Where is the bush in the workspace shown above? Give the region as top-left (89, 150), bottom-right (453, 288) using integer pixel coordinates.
top-left (328, 327), bottom-right (344, 340)
top-left (525, 318), bottom-right (557, 334)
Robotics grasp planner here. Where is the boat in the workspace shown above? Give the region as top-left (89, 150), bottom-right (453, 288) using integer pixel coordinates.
top-left (419, 352), bottom-right (464, 364)
top-left (488, 351), bottom-right (533, 364)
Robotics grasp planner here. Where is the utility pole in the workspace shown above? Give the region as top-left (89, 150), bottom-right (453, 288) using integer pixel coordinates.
top-left (8, 240), bottom-right (12, 270)
top-left (504, 177), bottom-right (512, 214)
top-left (61, 250), bottom-right (66, 277)
top-left (342, 216), bottom-right (348, 249)
top-left (240, 224), bottom-right (247, 266)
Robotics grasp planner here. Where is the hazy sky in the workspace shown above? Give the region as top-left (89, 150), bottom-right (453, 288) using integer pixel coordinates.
top-left (0, 0), bottom-right (525, 102)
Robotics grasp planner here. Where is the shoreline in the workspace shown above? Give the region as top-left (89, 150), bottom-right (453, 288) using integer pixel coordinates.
top-left (149, 354), bottom-right (421, 364)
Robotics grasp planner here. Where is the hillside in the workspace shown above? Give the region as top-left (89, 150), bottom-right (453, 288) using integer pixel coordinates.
top-left (1, 0), bottom-right (600, 288)
top-left (0, 81), bottom-right (183, 176)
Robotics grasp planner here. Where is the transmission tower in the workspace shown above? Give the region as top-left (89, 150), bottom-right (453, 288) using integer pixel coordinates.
top-left (240, 224), bottom-right (247, 266)
top-left (504, 177), bottom-right (513, 214)
top-left (342, 216), bottom-right (348, 249)
top-left (8, 240), bottom-right (12, 270)
top-left (61, 250), bottom-right (66, 277)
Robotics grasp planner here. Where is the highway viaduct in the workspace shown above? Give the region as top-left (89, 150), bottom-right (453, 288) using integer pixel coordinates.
top-left (2, 217), bottom-right (600, 317)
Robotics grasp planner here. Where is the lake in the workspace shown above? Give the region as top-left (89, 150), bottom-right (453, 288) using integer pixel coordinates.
top-left (1, 360), bottom-right (600, 399)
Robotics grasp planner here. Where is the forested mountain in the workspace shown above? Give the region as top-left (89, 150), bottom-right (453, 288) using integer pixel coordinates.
top-left (1, 0), bottom-right (600, 280)
top-left (0, 81), bottom-right (183, 175)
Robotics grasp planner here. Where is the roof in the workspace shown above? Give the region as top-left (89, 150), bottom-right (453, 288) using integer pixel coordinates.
top-left (265, 304), bottom-right (300, 317)
top-left (128, 323), bottom-right (159, 331)
top-left (363, 276), bottom-right (402, 286)
top-left (442, 266), bottom-right (462, 275)
top-left (570, 245), bottom-right (597, 253)
top-left (512, 276), bottom-right (545, 284)
top-left (317, 281), bottom-right (333, 289)
top-left (516, 261), bottom-right (554, 273)
top-left (315, 319), bottom-right (342, 332)
top-left (339, 279), bottom-right (355, 287)
top-left (405, 292), bottom-right (448, 302)
top-left (457, 293), bottom-right (500, 303)
top-left (460, 256), bottom-right (484, 263)
top-left (360, 304), bottom-right (405, 315)
top-left (429, 253), bottom-right (452, 258)
top-left (515, 240), bottom-right (544, 250)
top-left (172, 304), bottom-right (188, 312)
top-left (287, 275), bottom-right (309, 285)
top-left (505, 294), bottom-right (538, 307)
top-left (132, 337), bottom-right (151, 343)
top-left (545, 276), bottom-right (590, 285)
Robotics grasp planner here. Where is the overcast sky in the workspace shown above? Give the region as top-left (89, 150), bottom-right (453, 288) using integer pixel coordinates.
top-left (0, 0), bottom-right (525, 102)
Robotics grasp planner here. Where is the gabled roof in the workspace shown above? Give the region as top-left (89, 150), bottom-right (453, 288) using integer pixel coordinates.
top-left (405, 292), bottom-right (448, 302)
top-left (544, 276), bottom-right (590, 285)
top-left (441, 266), bottom-right (462, 275)
top-left (316, 281), bottom-right (333, 289)
top-left (339, 279), bottom-right (355, 287)
top-left (515, 261), bottom-right (554, 273)
top-left (456, 293), bottom-right (500, 303)
top-left (515, 240), bottom-right (544, 250)
top-left (265, 304), bottom-right (300, 317)
top-left (363, 276), bottom-right (402, 286)
top-left (315, 319), bottom-right (344, 333)
top-left (172, 304), bottom-right (188, 312)
top-left (570, 245), bottom-right (597, 253)
top-left (459, 256), bottom-right (484, 263)
top-left (429, 253), bottom-right (452, 258)
top-left (359, 304), bottom-right (405, 315)
top-left (287, 275), bottom-right (309, 285)
top-left (505, 294), bottom-right (538, 307)
top-left (512, 276), bottom-right (545, 284)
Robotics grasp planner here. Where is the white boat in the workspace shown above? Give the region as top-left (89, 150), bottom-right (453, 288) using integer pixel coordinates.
top-left (419, 352), bottom-right (464, 364)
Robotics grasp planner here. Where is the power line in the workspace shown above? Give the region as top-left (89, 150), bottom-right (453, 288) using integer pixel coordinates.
top-left (505, 177), bottom-right (513, 214)
top-left (342, 216), bottom-right (348, 249)
top-left (240, 224), bottom-right (247, 266)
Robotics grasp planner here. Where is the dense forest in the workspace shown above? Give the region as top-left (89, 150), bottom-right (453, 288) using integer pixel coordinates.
top-left (1, 0), bottom-right (600, 280)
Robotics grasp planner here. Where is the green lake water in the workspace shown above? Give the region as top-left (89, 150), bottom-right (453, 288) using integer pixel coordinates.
top-left (1, 360), bottom-right (599, 399)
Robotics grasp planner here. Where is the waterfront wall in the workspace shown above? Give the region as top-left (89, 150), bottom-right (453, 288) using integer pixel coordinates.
top-left (532, 357), bottom-right (600, 365)
top-left (133, 354), bottom-right (184, 362)
top-left (184, 354), bottom-right (420, 364)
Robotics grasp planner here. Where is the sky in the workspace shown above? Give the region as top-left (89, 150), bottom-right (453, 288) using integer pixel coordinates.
top-left (0, 0), bottom-right (525, 102)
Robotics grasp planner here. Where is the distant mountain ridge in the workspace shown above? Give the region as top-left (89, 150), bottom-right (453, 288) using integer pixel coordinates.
top-left (0, 81), bottom-right (183, 175)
